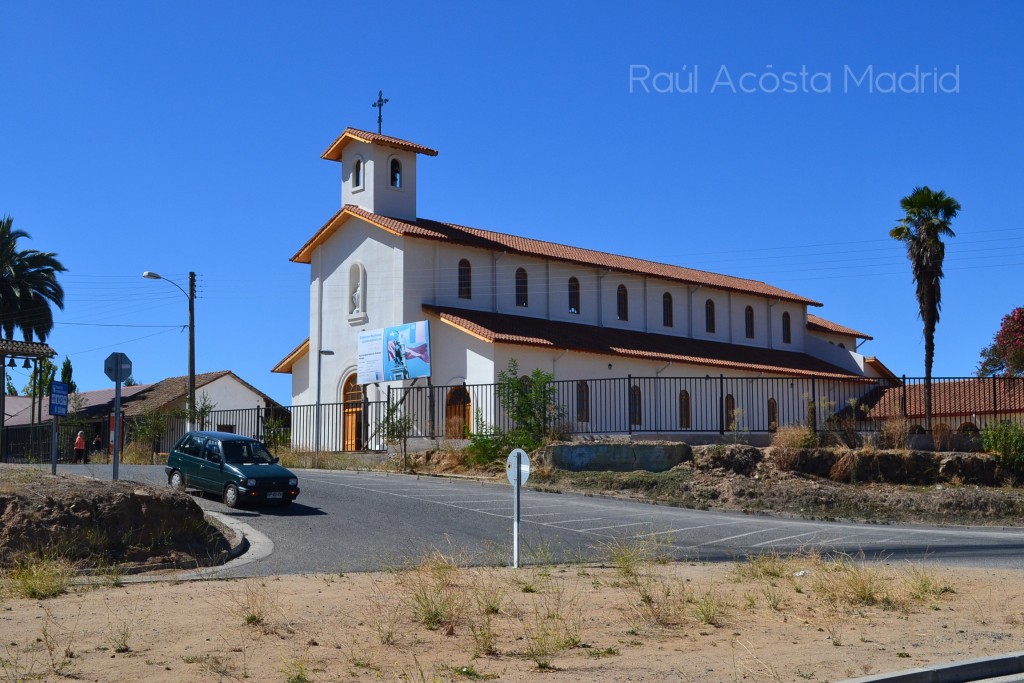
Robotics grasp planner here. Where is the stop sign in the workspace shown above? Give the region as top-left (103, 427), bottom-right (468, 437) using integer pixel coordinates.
top-left (104, 352), bottom-right (132, 383)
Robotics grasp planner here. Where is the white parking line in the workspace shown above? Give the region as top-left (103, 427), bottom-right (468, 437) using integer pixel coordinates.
top-left (576, 521), bottom-right (653, 532)
top-left (751, 531), bottom-right (819, 547)
top-left (637, 521), bottom-right (738, 537)
top-left (701, 527), bottom-right (780, 546)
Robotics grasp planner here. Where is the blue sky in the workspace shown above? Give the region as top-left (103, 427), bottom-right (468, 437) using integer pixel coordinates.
top-left (2, 2), bottom-right (1022, 406)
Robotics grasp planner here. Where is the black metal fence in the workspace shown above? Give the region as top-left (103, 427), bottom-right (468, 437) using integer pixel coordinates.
top-left (386, 375), bottom-right (1024, 440)
top-left (2, 376), bottom-right (1021, 462)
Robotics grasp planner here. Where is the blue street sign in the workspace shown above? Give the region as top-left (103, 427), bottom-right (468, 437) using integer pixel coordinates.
top-left (49, 381), bottom-right (69, 417)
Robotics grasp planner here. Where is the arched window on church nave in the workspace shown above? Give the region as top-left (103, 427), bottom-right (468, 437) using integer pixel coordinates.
top-left (663, 292), bottom-right (673, 327)
top-left (568, 277), bottom-right (580, 314)
top-left (515, 268), bottom-right (528, 307)
top-left (745, 306), bottom-right (755, 339)
top-left (705, 299), bottom-right (716, 333)
top-left (782, 312), bottom-right (792, 344)
top-left (617, 285), bottom-right (629, 321)
top-left (576, 381), bottom-right (590, 423)
top-left (458, 259), bottom-right (472, 299)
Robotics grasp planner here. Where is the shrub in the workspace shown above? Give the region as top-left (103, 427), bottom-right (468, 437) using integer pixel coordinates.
top-left (931, 423), bottom-right (954, 452)
top-left (771, 425), bottom-right (815, 472)
top-left (981, 421), bottom-right (1024, 475)
top-left (879, 417), bottom-right (911, 451)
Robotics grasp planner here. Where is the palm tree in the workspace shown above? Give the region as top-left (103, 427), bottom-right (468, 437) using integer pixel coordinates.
top-left (0, 215), bottom-right (66, 342)
top-left (889, 187), bottom-right (961, 432)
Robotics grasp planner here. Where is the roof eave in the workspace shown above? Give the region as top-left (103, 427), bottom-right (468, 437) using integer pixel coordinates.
top-left (273, 339), bottom-right (310, 374)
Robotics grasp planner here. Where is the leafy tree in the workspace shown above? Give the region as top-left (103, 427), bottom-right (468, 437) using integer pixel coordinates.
top-left (497, 358), bottom-right (565, 447)
top-left (978, 307), bottom-right (1024, 377)
top-left (5, 371), bottom-right (16, 396)
top-left (59, 356), bottom-right (77, 393)
top-left (889, 186), bottom-right (960, 432)
top-left (22, 357), bottom-right (57, 397)
top-left (123, 375), bottom-right (138, 387)
top-left (381, 402), bottom-right (415, 471)
top-left (177, 391), bottom-right (216, 429)
top-left (0, 215), bottom-right (66, 343)
top-left (128, 408), bottom-right (171, 455)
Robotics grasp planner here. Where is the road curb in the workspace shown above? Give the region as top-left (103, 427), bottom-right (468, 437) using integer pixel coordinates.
top-left (841, 651), bottom-right (1024, 683)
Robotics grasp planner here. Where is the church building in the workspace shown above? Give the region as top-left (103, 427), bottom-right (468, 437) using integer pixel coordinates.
top-left (273, 127), bottom-right (890, 449)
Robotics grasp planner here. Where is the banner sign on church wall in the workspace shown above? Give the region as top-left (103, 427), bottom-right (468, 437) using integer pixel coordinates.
top-left (357, 320), bottom-right (431, 384)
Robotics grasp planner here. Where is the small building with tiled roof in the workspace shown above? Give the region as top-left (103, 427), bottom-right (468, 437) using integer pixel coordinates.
top-left (5, 371), bottom-right (284, 457)
top-left (274, 126), bottom-right (888, 447)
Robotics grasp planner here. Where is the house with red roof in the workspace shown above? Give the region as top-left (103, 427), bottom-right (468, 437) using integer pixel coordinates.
top-left (273, 127), bottom-right (889, 449)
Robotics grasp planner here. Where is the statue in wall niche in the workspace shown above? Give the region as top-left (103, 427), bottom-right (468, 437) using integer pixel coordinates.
top-left (351, 283), bottom-right (361, 314)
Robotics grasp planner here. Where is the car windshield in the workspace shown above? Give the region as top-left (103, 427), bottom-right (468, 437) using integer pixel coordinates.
top-left (221, 440), bottom-right (275, 465)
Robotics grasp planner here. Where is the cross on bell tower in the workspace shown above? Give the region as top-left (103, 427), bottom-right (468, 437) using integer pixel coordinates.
top-left (371, 90), bottom-right (389, 134)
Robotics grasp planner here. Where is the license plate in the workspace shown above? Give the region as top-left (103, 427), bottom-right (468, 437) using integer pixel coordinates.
top-left (267, 492), bottom-right (283, 499)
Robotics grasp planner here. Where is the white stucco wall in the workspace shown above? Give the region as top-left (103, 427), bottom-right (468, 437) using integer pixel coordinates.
top-left (340, 140), bottom-right (418, 220)
top-left (308, 216), bottom-right (406, 405)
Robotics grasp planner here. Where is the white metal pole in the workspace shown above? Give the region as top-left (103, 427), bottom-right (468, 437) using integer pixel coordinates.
top-left (513, 450), bottom-right (521, 568)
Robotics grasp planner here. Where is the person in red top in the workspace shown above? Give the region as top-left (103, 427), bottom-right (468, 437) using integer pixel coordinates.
top-left (73, 431), bottom-right (86, 464)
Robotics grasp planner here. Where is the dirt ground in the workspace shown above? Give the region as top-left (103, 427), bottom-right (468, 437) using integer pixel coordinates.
top-left (2, 556), bottom-right (1023, 682)
top-left (2, 456), bottom-right (1024, 683)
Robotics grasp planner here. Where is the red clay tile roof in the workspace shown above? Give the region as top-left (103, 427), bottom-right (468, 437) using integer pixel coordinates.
top-left (424, 304), bottom-right (863, 380)
top-left (806, 314), bottom-right (873, 340)
top-left (0, 339), bottom-right (56, 358)
top-left (292, 206), bottom-right (822, 307)
top-left (321, 127), bottom-right (439, 161)
top-left (861, 378), bottom-right (1024, 420)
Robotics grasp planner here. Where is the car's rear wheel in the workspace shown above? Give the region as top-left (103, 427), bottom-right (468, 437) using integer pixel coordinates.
top-left (169, 470), bottom-right (185, 490)
top-left (223, 483), bottom-right (239, 508)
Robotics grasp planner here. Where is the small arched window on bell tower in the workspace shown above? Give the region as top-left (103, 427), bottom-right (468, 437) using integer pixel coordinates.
top-left (389, 158), bottom-right (402, 188)
top-left (352, 157), bottom-right (364, 190)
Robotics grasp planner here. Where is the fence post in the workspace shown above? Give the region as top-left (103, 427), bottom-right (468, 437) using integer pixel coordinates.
top-left (627, 374), bottom-right (633, 435)
top-left (992, 375), bottom-right (998, 425)
top-left (901, 375), bottom-right (908, 420)
top-left (811, 376), bottom-right (818, 435)
top-left (427, 376), bottom-right (436, 438)
top-left (719, 374), bottom-right (725, 435)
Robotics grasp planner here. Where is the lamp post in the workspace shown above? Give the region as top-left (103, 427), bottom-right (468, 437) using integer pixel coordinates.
top-left (315, 348), bottom-right (334, 467)
top-left (143, 271), bottom-right (196, 430)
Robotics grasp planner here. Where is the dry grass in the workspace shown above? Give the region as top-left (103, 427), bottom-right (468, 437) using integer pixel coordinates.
top-left (0, 554), bottom-right (73, 600)
top-left (0, 552), bottom-right (1008, 682)
top-left (771, 425), bottom-right (816, 471)
top-left (880, 417), bottom-right (912, 451)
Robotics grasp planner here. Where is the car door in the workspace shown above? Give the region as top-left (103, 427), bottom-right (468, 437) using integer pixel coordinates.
top-left (174, 434), bottom-right (206, 490)
top-left (199, 438), bottom-right (229, 494)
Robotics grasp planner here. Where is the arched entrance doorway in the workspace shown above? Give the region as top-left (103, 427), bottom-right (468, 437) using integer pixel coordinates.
top-left (445, 387), bottom-right (471, 438)
top-left (342, 374), bottom-right (363, 452)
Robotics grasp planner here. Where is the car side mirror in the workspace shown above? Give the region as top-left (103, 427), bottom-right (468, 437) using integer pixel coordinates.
top-left (271, 456), bottom-right (280, 464)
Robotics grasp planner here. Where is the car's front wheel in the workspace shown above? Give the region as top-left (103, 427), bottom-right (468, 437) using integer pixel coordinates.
top-left (223, 483), bottom-right (240, 508)
top-left (169, 470), bottom-right (185, 490)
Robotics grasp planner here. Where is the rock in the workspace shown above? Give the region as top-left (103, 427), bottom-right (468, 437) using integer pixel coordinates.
top-left (939, 453), bottom-right (999, 485)
top-left (694, 445), bottom-right (762, 476)
top-left (0, 475), bottom-right (223, 568)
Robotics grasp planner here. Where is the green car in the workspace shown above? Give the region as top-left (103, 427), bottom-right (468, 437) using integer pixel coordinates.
top-left (165, 430), bottom-right (299, 507)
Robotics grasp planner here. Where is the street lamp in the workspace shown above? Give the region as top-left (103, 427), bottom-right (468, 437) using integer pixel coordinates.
top-left (315, 348), bottom-right (335, 467)
top-left (143, 271), bottom-right (196, 430)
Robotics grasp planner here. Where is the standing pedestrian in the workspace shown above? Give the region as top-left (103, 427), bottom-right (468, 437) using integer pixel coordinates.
top-left (91, 433), bottom-right (103, 458)
top-left (73, 431), bottom-right (86, 463)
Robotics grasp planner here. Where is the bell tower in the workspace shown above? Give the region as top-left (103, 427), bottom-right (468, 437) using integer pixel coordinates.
top-left (321, 127), bottom-right (438, 221)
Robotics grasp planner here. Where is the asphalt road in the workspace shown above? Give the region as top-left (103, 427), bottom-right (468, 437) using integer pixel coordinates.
top-left (39, 463), bottom-right (1024, 577)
